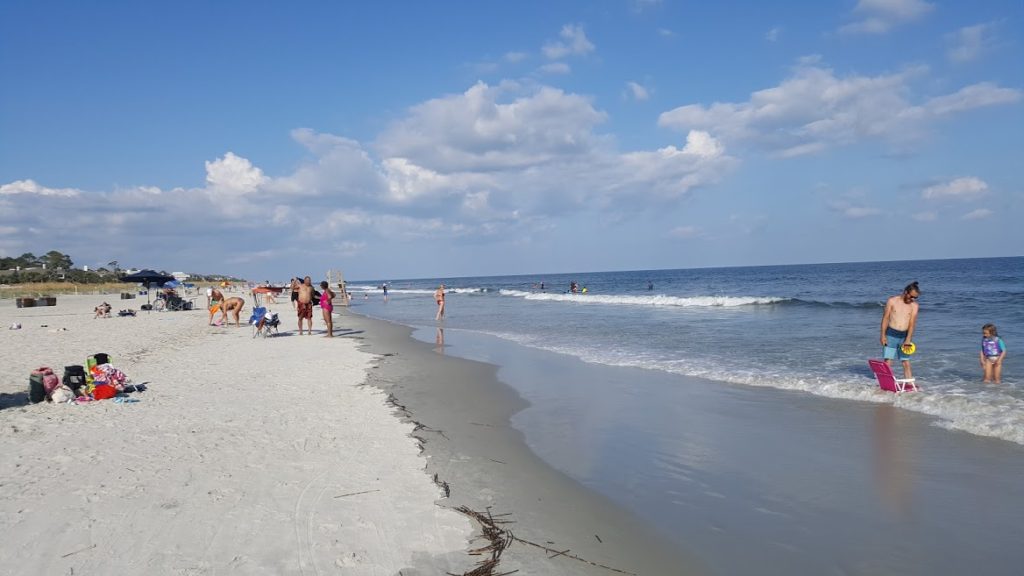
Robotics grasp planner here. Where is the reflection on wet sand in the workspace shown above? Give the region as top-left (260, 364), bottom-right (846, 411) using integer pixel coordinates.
top-left (873, 404), bottom-right (913, 519)
top-left (434, 327), bottom-right (445, 354)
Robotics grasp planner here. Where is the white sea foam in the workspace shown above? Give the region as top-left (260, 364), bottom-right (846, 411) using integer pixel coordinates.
top-left (498, 290), bottom-right (786, 307)
top-left (475, 328), bottom-right (1024, 446)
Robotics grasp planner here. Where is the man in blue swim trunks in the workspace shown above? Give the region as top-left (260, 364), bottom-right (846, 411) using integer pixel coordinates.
top-left (880, 281), bottom-right (920, 379)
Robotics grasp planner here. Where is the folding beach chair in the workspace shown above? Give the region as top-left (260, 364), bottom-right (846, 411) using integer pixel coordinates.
top-left (868, 359), bottom-right (918, 393)
top-left (248, 306), bottom-right (280, 338)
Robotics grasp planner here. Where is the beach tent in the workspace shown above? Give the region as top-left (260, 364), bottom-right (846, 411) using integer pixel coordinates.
top-left (120, 269), bottom-right (175, 310)
top-left (162, 279), bottom-right (182, 289)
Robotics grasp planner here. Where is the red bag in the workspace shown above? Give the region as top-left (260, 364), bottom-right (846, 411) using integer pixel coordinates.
top-left (92, 385), bottom-right (117, 400)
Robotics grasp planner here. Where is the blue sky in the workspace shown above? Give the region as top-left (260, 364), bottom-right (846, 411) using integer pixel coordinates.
top-left (1, 0), bottom-right (1021, 281)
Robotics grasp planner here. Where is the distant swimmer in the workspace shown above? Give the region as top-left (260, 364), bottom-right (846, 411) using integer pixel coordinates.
top-left (647, 281), bottom-right (654, 291)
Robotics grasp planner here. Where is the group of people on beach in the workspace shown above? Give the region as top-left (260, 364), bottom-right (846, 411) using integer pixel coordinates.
top-left (288, 276), bottom-right (336, 337)
top-left (205, 277), bottom-right (337, 337)
top-left (881, 281), bottom-right (1007, 384)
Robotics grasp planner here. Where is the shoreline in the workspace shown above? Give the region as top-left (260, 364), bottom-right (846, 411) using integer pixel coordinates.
top-left (359, 311), bottom-right (1024, 575)
top-left (342, 310), bottom-right (704, 575)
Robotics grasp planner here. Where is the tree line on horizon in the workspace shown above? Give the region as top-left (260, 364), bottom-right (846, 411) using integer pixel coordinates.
top-left (0, 251), bottom-right (241, 284)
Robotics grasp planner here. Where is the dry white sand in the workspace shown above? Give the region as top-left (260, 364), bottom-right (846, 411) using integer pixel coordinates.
top-left (0, 293), bottom-right (471, 575)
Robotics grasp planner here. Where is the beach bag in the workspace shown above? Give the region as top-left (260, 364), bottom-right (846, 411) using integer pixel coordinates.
top-left (51, 385), bottom-right (75, 403)
top-left (29, 368), bottom-right (51, 403)
top-left (63, 365), bottom-right (87, 393)
top-left (29, 367), bottom-right (59, 403)
top-left (92, 384), bottom-right (117, 400)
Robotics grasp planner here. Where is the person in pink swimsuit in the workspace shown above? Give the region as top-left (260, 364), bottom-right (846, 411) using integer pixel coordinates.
top-left (319, 281), bottom-right (335, 337)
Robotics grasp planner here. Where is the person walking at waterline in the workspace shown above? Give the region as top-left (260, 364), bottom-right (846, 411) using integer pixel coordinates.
top-left (434, 284), bottom-right (446, 321)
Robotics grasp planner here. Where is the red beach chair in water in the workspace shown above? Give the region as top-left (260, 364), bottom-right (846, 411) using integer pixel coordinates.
top-left (868, 359), bottom-right (918, 393)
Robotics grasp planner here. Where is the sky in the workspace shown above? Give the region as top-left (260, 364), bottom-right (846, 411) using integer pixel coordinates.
top-left (1, 0), bottom-right (1021, 281)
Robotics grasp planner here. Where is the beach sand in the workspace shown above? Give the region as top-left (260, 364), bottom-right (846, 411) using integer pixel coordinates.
top-left (0, 294), bottom-right (471, 575)
top-left (0, 294), bottom-right (696, 576)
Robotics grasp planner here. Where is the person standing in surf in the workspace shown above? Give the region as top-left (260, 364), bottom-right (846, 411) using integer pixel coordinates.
top-left (880, 281), bottom-right (920, 379)
top-left (434, 284), bottom-right (446, 321)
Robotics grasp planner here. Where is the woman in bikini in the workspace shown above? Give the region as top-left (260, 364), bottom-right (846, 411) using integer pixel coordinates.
top-left (434, 284), bottom-right (446, 321)
top-left (319, 281), bottom-right (335, 337)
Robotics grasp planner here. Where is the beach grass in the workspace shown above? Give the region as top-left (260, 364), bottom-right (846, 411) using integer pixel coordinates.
top-left (0, 282), bottom-right (216, 299)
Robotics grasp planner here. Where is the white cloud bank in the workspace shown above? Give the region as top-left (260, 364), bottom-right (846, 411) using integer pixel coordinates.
top-left (0, 81), bottom-right (734, 270)
top-left (658, 60), bottom-right (1021, 157)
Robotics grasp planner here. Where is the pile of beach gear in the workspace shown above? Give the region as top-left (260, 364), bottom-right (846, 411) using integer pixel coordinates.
top-left (29, 353), bottom-right (140, 405)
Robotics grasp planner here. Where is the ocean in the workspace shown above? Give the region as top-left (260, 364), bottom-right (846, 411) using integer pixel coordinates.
top-left (344, 257), bottom-right (1024, 574)
top-left (350, 257), bottom-right (1023, 445)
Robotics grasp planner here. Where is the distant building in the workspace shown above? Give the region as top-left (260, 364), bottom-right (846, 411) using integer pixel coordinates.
top-left (172, 272), bottom-right (189, 281)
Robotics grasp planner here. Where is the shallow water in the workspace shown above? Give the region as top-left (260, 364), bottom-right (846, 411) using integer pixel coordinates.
top-left (351, 257), bottom-right (1024, 444)
top-left (342, 257), bottom-right (1024, 574)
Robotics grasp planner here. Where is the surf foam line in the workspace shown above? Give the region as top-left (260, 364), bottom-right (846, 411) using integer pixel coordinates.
top-left (471, 328), bottom-right (1024, 447)
top-left (498, 290), bottom-right (788, 308)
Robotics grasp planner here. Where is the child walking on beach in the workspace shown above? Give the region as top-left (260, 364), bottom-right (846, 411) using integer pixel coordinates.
top-left (980, 324), bottom-right (1006, 383)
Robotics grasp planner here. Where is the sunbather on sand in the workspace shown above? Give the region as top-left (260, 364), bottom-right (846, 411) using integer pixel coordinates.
top-left (223, 296), bottom-right (246, 327)
top-left (94, 302), bottom-right (111, 318)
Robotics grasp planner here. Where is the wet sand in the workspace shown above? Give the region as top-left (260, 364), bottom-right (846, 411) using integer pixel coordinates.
top-left (346, 308), bottom-right (1024, 576)
top-left (343, 311), bottom-right (705, 575)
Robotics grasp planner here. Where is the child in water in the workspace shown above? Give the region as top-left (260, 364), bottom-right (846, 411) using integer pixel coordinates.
top-left (979, 323), bottom-right (1007, 384)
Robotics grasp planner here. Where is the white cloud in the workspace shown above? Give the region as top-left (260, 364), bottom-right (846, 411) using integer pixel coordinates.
top-left (829, 199), bottom-right (881, 219)
top-left (334, 240), bottom-right (366, 257)
top-left (924, 82), bottom-right (1020, 115)
top-left (204, 152), bottom-right (266, 196)
top-left (680, 130), bottom-right (724, 158)
top-left (962, 208), bottom-right (993, 220)
top-left (0, 179), bottom-right (80, 197)
top-left (658, 28), bottom-right (675, 37)
top-left (542, 24), bottom-right (595, 60)
top-left (839, 0), bottom-right (934, 35)
top-left (922, 177), bottom-right (988, 200)
top-left (946, 23), bottom-right (996, 63)
top-left (0, 80), bottom-right (740, 273)
top-left (765, 27), bottom-right (781, 42)
top-left (669, 225), bottom-right (701, 239)
top-left (539, 62), bottom-right (571, 75)
top-left (658, 60), bottom-right (1022, 157)
top-left (504, 51), bottom-right (528, 63)
top-left (912, 211), bottom-right (937, 221)
top-left (626, 81), bottom-right (650, 101)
